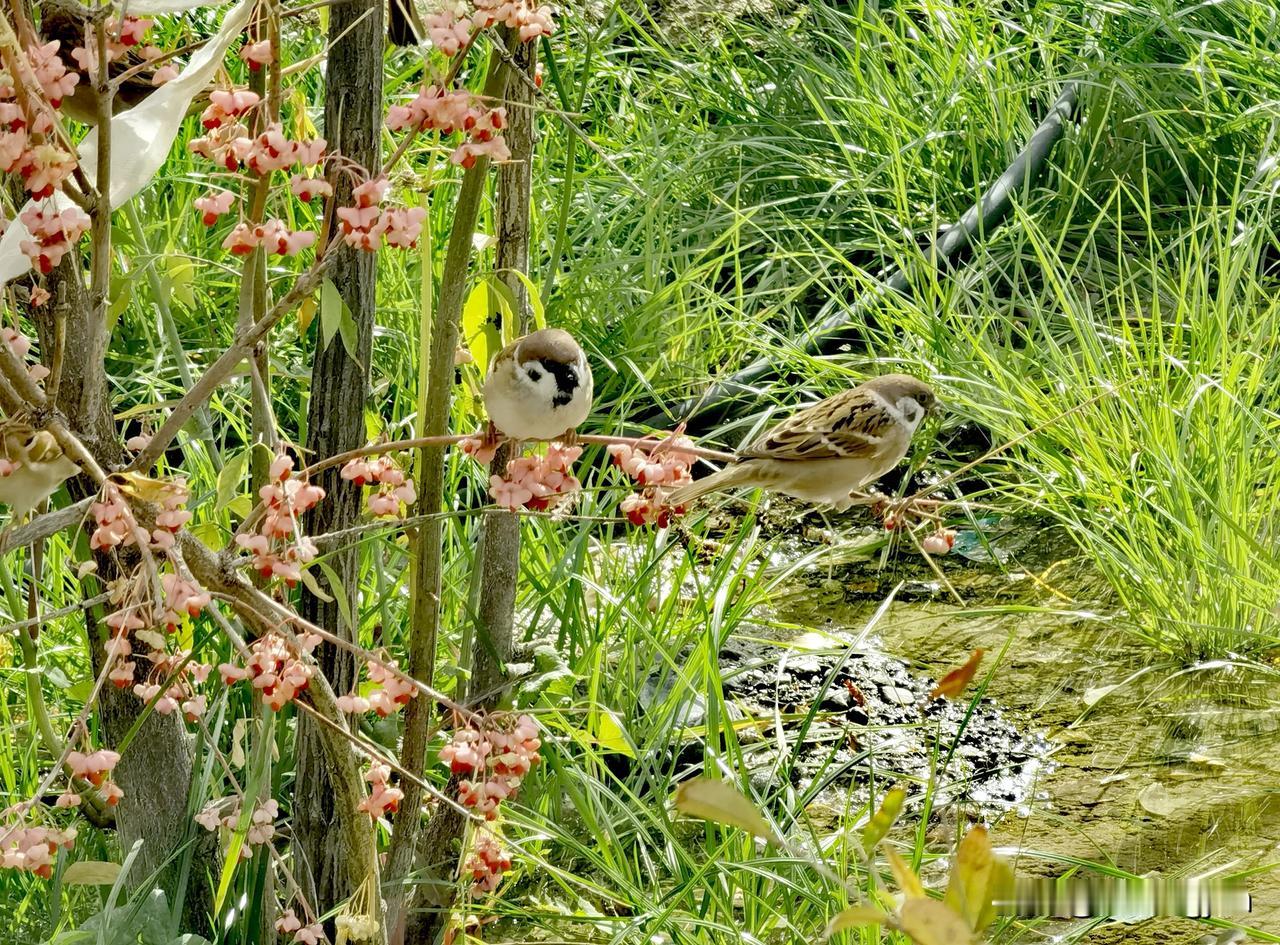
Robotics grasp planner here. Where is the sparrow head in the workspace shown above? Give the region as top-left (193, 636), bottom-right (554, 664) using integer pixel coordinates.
top-left (515, 328), bottom-right (586, 408)
top-left (863, 373), bottom-right (941, 426)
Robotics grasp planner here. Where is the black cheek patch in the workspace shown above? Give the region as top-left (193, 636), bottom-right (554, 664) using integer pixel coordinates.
top-left (542, 359), bottom-right (579, 408)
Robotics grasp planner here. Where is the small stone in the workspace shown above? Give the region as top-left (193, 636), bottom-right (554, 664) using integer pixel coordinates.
top-left (881, 686), bottom-right (916, 706)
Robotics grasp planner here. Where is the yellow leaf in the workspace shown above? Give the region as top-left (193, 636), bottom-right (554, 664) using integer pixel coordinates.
top-left (108, 470), bottom-right (182, 505)
top-left (822, 905), bottom-right (889, 939)
top-left (62, 860), bottom-right (122, 885)
top-left (297, 295), bottom-right (318, 335)
top-left (592, 710), bottom-right (635, 757)
top-left (929, 649), bottom-right (985, 701)
top-left (897, 898), bottom-right (974, 945)
top-left (861, 786), bottom-right (906, 852)
top-left (943, 825), bottom-right (994, 931)
top-left (673, 777), bottom-right (780, 844)
top-left (975, 855), bottom-right (1015, 932)
top-left (461, 280), bottom-right (501, 376)
top-left (886, 847), bottom-right (925, 899)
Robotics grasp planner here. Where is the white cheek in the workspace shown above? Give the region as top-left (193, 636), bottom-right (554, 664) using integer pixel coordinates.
top-left (898, 397), bottom-right (924, 431)
top-left (519, 371), bottom-right (560, 402)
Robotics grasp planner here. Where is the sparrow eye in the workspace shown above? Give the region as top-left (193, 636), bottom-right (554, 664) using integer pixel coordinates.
top-left (527, 367), bottom-right (542, 382)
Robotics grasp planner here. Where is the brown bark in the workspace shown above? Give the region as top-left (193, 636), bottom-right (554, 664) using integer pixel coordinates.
top-left (469, 35), bottom-right (537, 711)
top-left (385, 44), bottom-right (514, 944)
top-left (292, 0), bottom-right (384, 915)
top-left (399, 34), bottom-right (532, 945)
top-left (33, 256), bottom-right (215, 928)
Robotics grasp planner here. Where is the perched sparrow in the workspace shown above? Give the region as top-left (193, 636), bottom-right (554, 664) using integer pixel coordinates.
top-left (667, 374), bottom-right (940, 511)
top-left (482, 328), bottom-right (593, 443)
top-left (0, 421), bottom-right (81, 521)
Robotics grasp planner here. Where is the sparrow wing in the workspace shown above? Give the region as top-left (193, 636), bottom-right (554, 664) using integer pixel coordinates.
top-left (738, 389), bottom-right (898, 461)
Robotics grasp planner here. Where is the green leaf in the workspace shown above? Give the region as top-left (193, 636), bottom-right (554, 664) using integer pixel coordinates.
top-left (165, 255), bottom-right (195, 308)
top-left (822, 906), bottom-right (889, 939)
top-left (320, 278), bottom-right (361, 360)
top-left (314, 560), bottom-right (355, 632)
top-left (887, 847), bottom-right (925, 899)
top-left (107, 273), bottom-right (133, 330)
top-left (506, 269), bottom-right (547, 331)
top-left (61, 860), bottom-right (121, 885)
top-left (943, 825), bottom-right (996, 931)
top-left (215, 450), bottom-right (249, 513)
top-left (673, 777), bottom-right (780, 844)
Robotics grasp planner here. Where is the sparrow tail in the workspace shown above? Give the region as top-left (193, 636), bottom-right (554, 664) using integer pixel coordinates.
top-left (666, 462), bottom-right (752, 508)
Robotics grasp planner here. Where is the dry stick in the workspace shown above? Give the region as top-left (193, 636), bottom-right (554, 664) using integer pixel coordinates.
top-left (129, 251), bottom-right (338, 472)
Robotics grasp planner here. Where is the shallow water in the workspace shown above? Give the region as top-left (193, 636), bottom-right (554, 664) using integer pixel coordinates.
top-left (768, 537), bottom-right (1280, 942)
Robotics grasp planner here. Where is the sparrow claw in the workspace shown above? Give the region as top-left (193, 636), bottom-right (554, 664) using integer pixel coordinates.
top-left (480, 420), bottom-right (503, 450)
top-left (556, 428), bottom-right (579, 448)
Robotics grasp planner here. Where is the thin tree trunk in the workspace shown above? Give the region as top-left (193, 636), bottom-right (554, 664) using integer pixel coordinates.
top-left (292, 0), bottom-right (383, 915)
top-left (33, 256), bottom-right (214, 928)
top-left (386, 43), bottom-right (514, 943)
top-left (470, 35), bottom-right (537, 709)
top-left (401, 33), bottom-right (532, 945)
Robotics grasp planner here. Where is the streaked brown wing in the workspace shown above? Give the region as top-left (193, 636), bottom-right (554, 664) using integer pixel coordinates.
top-left (738, 390), bottom-right (897, 461)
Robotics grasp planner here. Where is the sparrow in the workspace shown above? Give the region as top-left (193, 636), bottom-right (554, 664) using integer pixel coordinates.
top-left (667, 374), bottom-right (940, 512)
top-left (482, 328), bottom-right (593, 443)
top-left (0, 421), bottom-right (81, 522)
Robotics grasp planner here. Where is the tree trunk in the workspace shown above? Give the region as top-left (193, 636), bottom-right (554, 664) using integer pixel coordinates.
top-left (402, 33), bottom-right (532, 945)
top-left (470, 35), bottom-right (537, 709)
top-left (33, 256), bottom-right (214, 928)
top-left (292, 0), bottom-right (383, 914)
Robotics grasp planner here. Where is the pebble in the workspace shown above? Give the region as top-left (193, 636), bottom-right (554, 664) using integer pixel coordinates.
top-left (881, 685), bottom-right (916, 706)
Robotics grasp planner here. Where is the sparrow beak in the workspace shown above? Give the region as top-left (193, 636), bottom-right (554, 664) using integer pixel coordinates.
top-left (929, 399), bottom-right (945, 417)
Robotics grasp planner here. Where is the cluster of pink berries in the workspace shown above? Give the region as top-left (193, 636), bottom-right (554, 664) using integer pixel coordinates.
top-left (485, 443), bottom-right (582, 511)
top-left (218, 631), bottom-right (321, 712)
top-left (473, 0), bottom-right (556, 40)
top-left (234, 453), bottom-right (323, 586)
top-left (341, 453), bottom-right (417, 518)
top-left (385, 86), bottom-right (511, 168)
top-left (91, 477), bottom-right (190, 553)
top-left (68, 17), bottom-right (169, 84)
top-left (127, 644), bottom-right (212, 722)
top-left (27, 42), bottom-right (79, 106)
top-left (466, 833), bottom-right (512, 893)
top-left (196, 798), bottom-right (279, 857)
top-left (56, 749), bottom-right (123, 809)
top-left (439, 714), bottom-right (540, 891)
top-left (2, 326), bottom-right (51, 384)
top-left (607, 438), bottom-right (696, 527)
top-left (275, 909), bottom-right (323, 945)
top-left (0, 49), bottom-right (76, 198)
top-left (336, 655), bottom-right (418, 716)
top-left (357, 761), bottom-right (403, 819)
top-left (222, 218), bottom-right (317, 256)
top-left (0, 823), bottom-right (76, 878)
top-left (18, 205), bottom-right (90, 274)
top-left (334, 177), bottom-right (428, 251)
